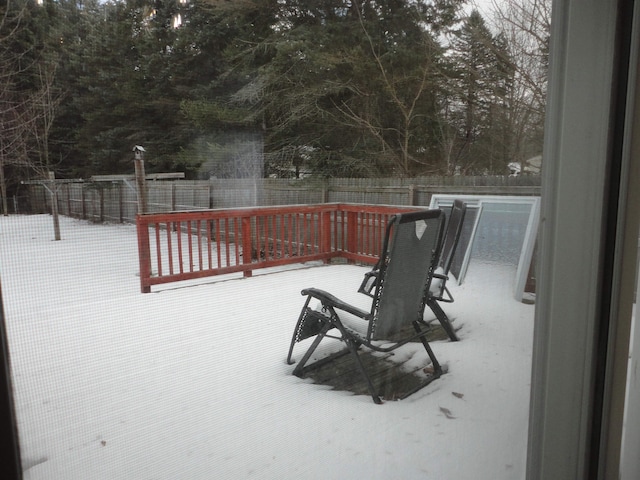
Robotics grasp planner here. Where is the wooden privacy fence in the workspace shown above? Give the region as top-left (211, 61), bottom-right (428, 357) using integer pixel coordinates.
top-left (136, 203), bottom-right (419, 293)
top-left (25, 175), bottom-right (540, 218)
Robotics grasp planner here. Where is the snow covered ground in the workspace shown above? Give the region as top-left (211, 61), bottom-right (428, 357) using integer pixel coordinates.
top-left (0, 214), bottom-right (535, 479)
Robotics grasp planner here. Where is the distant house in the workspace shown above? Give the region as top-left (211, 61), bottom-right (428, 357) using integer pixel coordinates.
top-left (508, 155), bottom-right (542, 176)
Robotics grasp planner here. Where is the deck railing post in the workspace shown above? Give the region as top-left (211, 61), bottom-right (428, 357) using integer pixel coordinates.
top-left (136, 215), bottom-right (152, 293)
top-left (241, 216), bottom-right (253, 278)
top-left (320, 210), bottom-right (332, 259)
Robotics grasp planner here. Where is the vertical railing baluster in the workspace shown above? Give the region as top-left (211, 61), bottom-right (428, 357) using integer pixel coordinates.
top-left (365, 212), bottom-right (371, 255)
top-left (271, 215), bottom-right (277, 259)
top-left (288, 214), bottom-right (293, 258)
top-left (214, 218), bottom-right (221, 269)
top-left (278, 213), bottom-right (284, 258)
top-left (300, 213), bottom-right (306, 256)
top-left (242, 216), bottom-right (253, 277)
top-left (197, 220), bottom-right (203, 271)
top-left (207, 219), bottom-right (213, 270)
top-left (177, 221), bottom-right (184, 274)
top-left (187, 220), bottom-right (194, 272)
top-left (255, 216), bottom-right (262, 261)
top-left (155, 222), bottom-right (162, 277)
top-left (167, 222), bottom-right (174, 275)
top-left (263, 215), bottom-right (268, 259)
top-left (231, 217), bottom-right (237, 267)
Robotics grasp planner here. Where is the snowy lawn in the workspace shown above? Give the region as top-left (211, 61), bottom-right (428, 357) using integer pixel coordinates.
top-left (1, 214), bottom-right (534, 479)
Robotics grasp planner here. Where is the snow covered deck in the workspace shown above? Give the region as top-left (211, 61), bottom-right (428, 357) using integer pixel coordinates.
top-left (1, 215), bottom-right (534, 479)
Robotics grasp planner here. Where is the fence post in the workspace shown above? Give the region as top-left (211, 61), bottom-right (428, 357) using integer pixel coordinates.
top-left (136, 215), bottom-right (152, 293)
top-left (322, 181), bottom-right (329, 203)
top-left (81, 184), bottom-right (86, 220)
top-left (119, 183), bottom-right (124, 223)
top-left (241, 216), bottom-right (253, 277)
top-left (408, 184), bottom-right (416, 206)
top-left (66, 184), bottom-right (71, 216)
top-left (99, 186), bottom-right (105, 223)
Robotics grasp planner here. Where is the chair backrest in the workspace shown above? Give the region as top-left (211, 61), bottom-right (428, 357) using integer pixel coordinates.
top-left (438, 199), bottom-right (467, 276)
top-left (368, 209), bottom-right (445, 341)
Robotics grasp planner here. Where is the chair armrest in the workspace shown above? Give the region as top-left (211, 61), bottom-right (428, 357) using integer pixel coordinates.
top-left (301, 288), bottom-right (371, 319)
top-left (357, 269), bottom-right (380, 298)
top-left (429, 272), bottom-right (455, 303)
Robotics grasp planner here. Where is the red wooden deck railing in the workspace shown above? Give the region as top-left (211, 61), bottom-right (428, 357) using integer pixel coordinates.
top-left (136, 203), bottom-right (420, 293)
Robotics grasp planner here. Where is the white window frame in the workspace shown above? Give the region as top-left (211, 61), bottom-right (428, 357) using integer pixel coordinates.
top-left (528, 0), bottom-right (640, 478)
top-left (429, 194), bottom-right (540, 302)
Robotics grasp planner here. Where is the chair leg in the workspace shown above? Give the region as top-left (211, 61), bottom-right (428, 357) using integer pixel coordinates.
top-left (398, 325), bottom-right (444, 400)
top-left (323, 319), bottom-right (382, 404)
top-left (427, 297), bottom-right (459, 341)
top-left (292, 321), bottom-right (332, 377)
top-left (413, 321), bottom-right (442, 376)
top-left (344, 339), bottom-right (382, 404)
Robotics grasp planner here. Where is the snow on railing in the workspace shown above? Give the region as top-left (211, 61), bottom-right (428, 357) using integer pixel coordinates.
top-left (135, 203), bottom-right (419, 293)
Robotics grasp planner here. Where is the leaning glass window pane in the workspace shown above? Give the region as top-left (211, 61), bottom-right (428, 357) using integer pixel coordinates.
top-left (471, 202), bottom-right (533, 266)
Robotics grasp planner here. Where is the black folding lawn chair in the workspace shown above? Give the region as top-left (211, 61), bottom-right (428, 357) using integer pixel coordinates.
top-left (358, 200), bottom-right (467, 342)
top-left (286, 209), bottom-right (447, 404)
top-left (426, 199), bottom-right (467, 341)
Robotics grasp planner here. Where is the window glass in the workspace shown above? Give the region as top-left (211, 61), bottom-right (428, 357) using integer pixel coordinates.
top-left (0, 0), bottom-right (550, 478)
top-left (430, 195), bottom-right (539, 300)
top-left (472, 202), bottom-right (533, 266)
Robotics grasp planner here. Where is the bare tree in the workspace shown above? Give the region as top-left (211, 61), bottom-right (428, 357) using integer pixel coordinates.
top-left (483, 0), bottom-right (550, 171)
top-left (1, 0), bottom-right (62, 238)
top-left (30, 59), bottom-right (61, 175)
